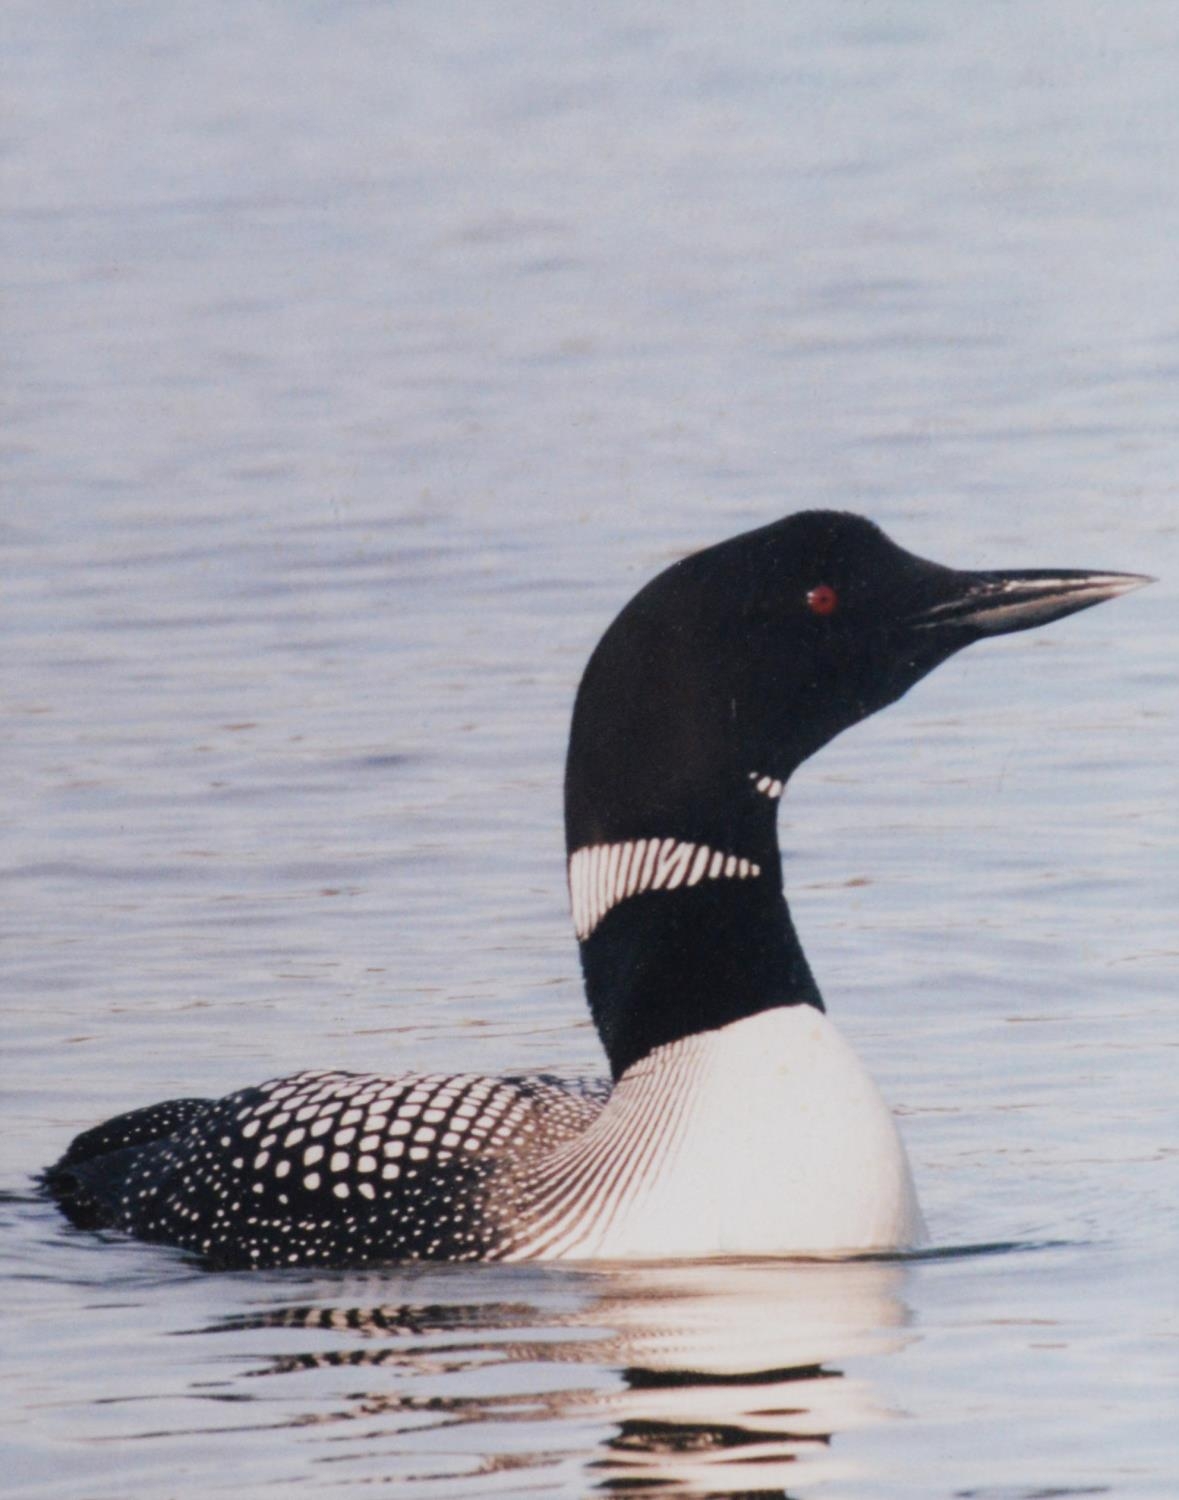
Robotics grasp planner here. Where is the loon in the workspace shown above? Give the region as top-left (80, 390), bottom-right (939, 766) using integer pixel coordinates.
top-left (44, 511), bottom-right (1149, 1269)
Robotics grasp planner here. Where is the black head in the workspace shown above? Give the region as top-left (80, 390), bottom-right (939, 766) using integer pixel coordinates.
top-left (566, 510), bottom-right (1149, 851)
top-left (564, 511), bottom-right (1150, 1077)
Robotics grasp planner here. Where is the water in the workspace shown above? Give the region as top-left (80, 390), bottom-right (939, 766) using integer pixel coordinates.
top-left (3, 3), bottom-right (1177, 1495)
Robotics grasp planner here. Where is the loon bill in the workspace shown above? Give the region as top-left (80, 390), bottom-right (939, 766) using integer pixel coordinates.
top-left (43, 511), bottom-right (1151, 1268)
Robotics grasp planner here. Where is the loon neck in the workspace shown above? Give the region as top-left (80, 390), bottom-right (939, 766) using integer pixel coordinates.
top-left (561, 539), bottom-right (830, 1080)
top-left (567, 781), bottom-right (823, 1080)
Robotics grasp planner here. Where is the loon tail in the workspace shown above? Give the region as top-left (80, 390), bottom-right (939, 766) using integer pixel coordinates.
top-left (43, 1097), bottom-right (211, 1231)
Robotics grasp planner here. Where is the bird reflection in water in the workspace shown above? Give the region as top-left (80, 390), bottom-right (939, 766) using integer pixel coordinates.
top-left (201, 1257), bottom-right (911, 1495)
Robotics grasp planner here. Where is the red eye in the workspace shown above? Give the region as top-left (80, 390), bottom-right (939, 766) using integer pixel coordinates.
top-left (806, 584), bottom-right (838, 616)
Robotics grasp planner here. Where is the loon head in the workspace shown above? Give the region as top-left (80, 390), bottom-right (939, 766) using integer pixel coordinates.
top-left (565, 510), bottom-right (1150, 1077)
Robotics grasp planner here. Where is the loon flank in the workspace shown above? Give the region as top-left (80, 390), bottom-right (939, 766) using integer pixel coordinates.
top-left (44, 512), bottom-right (1149, 1268)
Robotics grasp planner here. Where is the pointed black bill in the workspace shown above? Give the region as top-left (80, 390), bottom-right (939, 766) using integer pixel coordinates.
top-left (910, 568), bottom-right (1154, 637)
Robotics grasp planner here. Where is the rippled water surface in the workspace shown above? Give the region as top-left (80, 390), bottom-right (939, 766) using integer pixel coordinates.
top-left (4, 4), bottom-right (1177, 1496)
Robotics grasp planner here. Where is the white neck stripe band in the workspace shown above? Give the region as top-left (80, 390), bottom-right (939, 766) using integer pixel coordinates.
top-left (568, 838), bottom-right (761, 942)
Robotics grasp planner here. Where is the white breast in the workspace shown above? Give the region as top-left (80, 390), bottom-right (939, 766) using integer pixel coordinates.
top-left (508, 1008), bottom-right (926, 1260)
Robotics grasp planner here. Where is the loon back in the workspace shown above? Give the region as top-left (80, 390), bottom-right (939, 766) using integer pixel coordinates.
top-left (44, 510), bottom-right (1149, 1268)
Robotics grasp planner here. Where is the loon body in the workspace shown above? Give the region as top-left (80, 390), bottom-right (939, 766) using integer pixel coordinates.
top-left (44, 511), bottom-right (1148, 1268)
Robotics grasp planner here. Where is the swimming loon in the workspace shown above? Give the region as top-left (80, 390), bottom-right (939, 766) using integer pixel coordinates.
top-left (44, 511), bottom-right (1148, 1269)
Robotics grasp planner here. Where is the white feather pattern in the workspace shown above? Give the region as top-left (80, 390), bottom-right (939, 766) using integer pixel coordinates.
top-left (568, 839), bottom-right (762, 941)
top-left (500, 1009), bottom-right (926, 1260)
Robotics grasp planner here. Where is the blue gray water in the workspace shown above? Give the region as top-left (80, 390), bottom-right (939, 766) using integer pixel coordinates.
top-left (3, 4), bottom-right (1176, 1495)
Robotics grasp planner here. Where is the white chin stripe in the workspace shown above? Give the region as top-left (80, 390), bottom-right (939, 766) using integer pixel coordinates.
top-left (569, 838), bottom-right (761, 942)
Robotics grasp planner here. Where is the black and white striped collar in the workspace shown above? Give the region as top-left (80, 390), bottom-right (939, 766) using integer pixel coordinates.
top-left (568, 837), bottom-right (762, 942)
